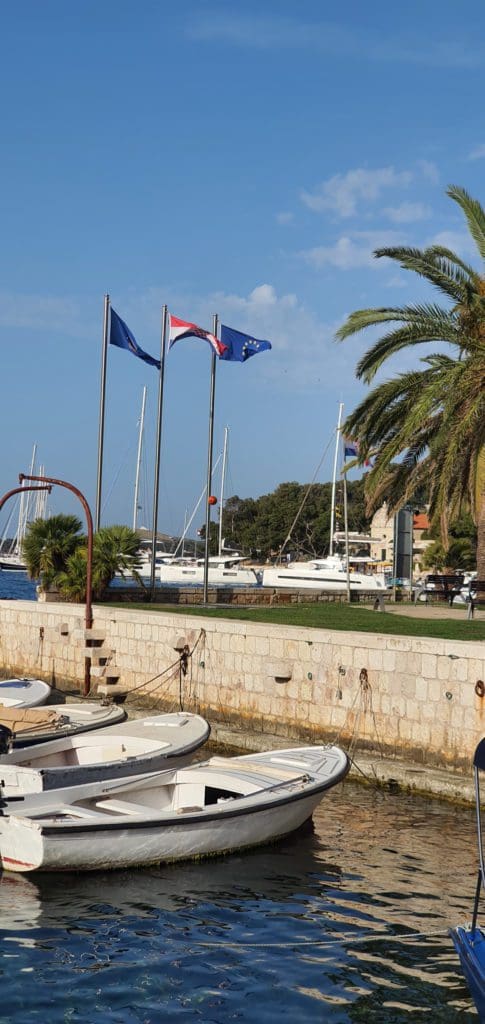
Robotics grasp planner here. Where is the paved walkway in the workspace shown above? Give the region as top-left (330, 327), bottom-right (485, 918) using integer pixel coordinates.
top-left (383, 601), bottom-right (485, 620)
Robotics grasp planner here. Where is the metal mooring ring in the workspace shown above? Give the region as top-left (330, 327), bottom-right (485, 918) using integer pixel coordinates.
top-left (475, 680), bottom-right (485, 698)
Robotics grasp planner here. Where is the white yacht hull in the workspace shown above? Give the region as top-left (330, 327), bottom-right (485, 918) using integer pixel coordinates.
top-left (262, 565), bottom-right (386, 592)
top-left (159, 565), bottom-right (260, 587)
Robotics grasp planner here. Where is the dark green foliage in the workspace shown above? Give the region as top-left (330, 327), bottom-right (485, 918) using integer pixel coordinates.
top-left (22, 514), bottom-right (84, 588)
top-left (220, 478), bottom-right (369, 559)
top-left (23, 518), bottom-right (142, 600)
top-left (336, 185), bottom-right (485, 582)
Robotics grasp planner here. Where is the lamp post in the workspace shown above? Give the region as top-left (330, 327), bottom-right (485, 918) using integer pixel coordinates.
top-left (20, 474), bottom-right (94, 696)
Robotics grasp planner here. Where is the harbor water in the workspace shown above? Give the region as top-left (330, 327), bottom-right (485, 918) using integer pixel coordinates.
top-left (0, 780), bottom-right (478, 1022)
top-left (0, 573), bottom-right (36, 601)
top-left (0, 570), bottom-right (478, 1020)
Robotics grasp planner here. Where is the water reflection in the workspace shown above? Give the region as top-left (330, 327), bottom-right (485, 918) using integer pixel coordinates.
top-left (0, 781), bottom-right (478, 1021)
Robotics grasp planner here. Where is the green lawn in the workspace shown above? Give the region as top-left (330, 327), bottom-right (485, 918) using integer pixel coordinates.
top-left (105, 600), bottom-right (485, 642)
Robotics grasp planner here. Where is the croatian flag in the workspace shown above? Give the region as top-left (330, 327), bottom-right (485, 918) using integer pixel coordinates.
top-left (343, 438), bottom-right (372, 466)
top-left (169, 315), bottom-right (228, 358)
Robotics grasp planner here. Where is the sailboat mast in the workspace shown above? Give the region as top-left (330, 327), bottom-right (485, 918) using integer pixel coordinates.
top-left (133, 386), bottom-right (147, 531)
top-left (218, 425), bottom-right (229, 557)
top-left (329, 404), bottom-right (344, 556)
top-left (18, 444), bottom-right (37, 549)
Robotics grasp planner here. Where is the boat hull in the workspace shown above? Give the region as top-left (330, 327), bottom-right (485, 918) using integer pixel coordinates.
top-left (159, 566), bottom-right (260, 587)
top-left (262, 567), bottom-right (385, 592)
top-left (450, 925), bottom-right (485, 1019)
top-left (0, 789), bottom-right (327, 873)
top-left (9, 702), bottom-right (127, 748)
top-left (0, 679), bottom-right (51, 709)
top-left (0, 712), bottom-right (211, 795)
top-left (0, 745), bottom-right (349, 872)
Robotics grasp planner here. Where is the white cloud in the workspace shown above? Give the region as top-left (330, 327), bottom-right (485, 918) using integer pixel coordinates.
top-left (383, 201), bottom-right (431, 223)
top-left (276, 211), bottom-right (294, 225)
top-left (299, 231), bottom-right (403, 270)
top-left (427, 229), bottom-right (476, 258)
top-left (0, 291), bottom-right (85, 335)
top-left (188, 14), bottom-right (483, 68)
top-left (417, 159), bottom-right (440, 183)
top-left (133, 283), bottom-right (352, 395)
top-left (301, 167), bottom-right (412, 218)
top-left (468, 144), bottom-right (485, 160)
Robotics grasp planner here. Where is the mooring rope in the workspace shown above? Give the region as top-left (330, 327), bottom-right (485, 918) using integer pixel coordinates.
top-left (195, 925), bottom-right (450, 950)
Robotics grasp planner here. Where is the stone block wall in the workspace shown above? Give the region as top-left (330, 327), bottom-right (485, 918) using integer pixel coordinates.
top-left (1, 599), bottom-right (484, 771)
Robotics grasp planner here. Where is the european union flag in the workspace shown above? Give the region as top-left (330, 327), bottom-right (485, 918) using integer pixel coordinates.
top-left (220, 324), bottom-right (272, 363)
top-left (110, 308), bottom-right (161, 369)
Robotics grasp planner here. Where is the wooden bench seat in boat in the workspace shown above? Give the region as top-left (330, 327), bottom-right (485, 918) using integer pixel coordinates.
top-left (94, 797), bottom-right (154, 815)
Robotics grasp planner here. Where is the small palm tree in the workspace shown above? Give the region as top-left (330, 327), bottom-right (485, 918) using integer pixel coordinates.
top-left (336, 185), bottom-right (485, 578)
top-left (56, 525), bottom-right (143, 601)
top-left (22, 515), bottom-right (84, 590)
top-left (92, 525), bottom-right (143, 599)
top-left (56, 547), bottom-right (90, 603)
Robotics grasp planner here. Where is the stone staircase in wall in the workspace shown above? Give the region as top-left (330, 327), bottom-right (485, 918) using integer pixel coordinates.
top-left (75, 626), bottom-right (127, 700)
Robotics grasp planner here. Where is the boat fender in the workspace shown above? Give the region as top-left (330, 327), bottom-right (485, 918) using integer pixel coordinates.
top-left (475, 679), bottom-right (485, 699)
top-left (0, 724), bottom-right (13, 755)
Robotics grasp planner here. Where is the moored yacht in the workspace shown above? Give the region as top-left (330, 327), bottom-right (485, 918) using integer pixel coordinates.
top-left (262, 554), bottom-right (386, 593)
top-left (159, 554), bottom-right (261, 587)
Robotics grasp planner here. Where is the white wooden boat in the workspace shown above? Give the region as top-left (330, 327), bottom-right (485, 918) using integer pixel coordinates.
top-left (1, 701), bottom-right (128, 749)
top-left (0, 744), bottom-right (349, 873)
top-left (0, 712), bottom-right (211, 796)
top-left (0, 678), bottom-right (51, 709)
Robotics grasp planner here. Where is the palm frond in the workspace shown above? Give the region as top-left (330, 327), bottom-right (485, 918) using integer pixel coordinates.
top-left (447, 185), bottom-right (485, 262)
top-left (374, 245), bottom-right (476, 302)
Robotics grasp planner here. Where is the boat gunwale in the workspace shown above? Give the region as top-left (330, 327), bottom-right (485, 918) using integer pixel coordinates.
top-left (7, 755), bottom-right (350, 836)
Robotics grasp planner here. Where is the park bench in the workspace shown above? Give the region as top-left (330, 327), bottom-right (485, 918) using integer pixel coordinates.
top-left (414, 574), bottom-right (465, 606)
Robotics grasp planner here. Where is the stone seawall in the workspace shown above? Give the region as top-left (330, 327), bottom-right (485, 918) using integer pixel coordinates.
top-left (1, 599), bottom-right (484, 773)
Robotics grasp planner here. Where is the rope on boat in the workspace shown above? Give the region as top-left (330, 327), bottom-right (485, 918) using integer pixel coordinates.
top-left (196, 925), bottom-right (450, 950)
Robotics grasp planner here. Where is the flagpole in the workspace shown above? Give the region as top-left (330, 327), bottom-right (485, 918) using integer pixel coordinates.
top-left (150, 305), bottom-right (168, 598)
top-left (133, 385), bottom-right (147, 531)
top-left (329, 402), bottom-right (344, 556)
top-left (203, 314), bottom-right (218, 603)
top-left (218, 425), bottom-right (228, 557)
top-left (95, 293), bottom-right (110, 531)
top-left (342, 460), bottom-right (351, 603)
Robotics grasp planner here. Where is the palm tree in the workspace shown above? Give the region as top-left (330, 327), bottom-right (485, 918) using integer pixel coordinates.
top-left (22, 514), bottom-right (84, 590)
top-left (57, 524), bottom-right (143, 601)
top-left (336, 185), bottom-right (485, 579)
top-left (92, 525), bottom-right (143, 599)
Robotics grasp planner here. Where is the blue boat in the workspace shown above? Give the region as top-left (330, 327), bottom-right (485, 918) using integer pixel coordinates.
top-left (450, 737), bottom-right (485, 1021)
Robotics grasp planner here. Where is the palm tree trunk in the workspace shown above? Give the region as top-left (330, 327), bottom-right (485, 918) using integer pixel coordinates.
top-left (476, 449), bottom-right (485, 594)
top-left (477, 494), bottom-right (485, 584)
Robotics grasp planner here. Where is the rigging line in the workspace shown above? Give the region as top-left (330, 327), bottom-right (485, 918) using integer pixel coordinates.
top-left (101, 437), bottom-right (138, 517)
top-left (278, 432), bottom-right (336, 558)
top-left (0, 499), bottom-right (19, 547)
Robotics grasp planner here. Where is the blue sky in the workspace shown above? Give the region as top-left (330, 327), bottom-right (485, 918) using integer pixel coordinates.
top-left (1, 0), bottom-right (484, 540)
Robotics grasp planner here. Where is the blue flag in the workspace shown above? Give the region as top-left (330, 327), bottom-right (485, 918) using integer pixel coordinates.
top-left (110, 308), bottom-right (161, 369)
top-left (220, 324), bottom-right (272, 363)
